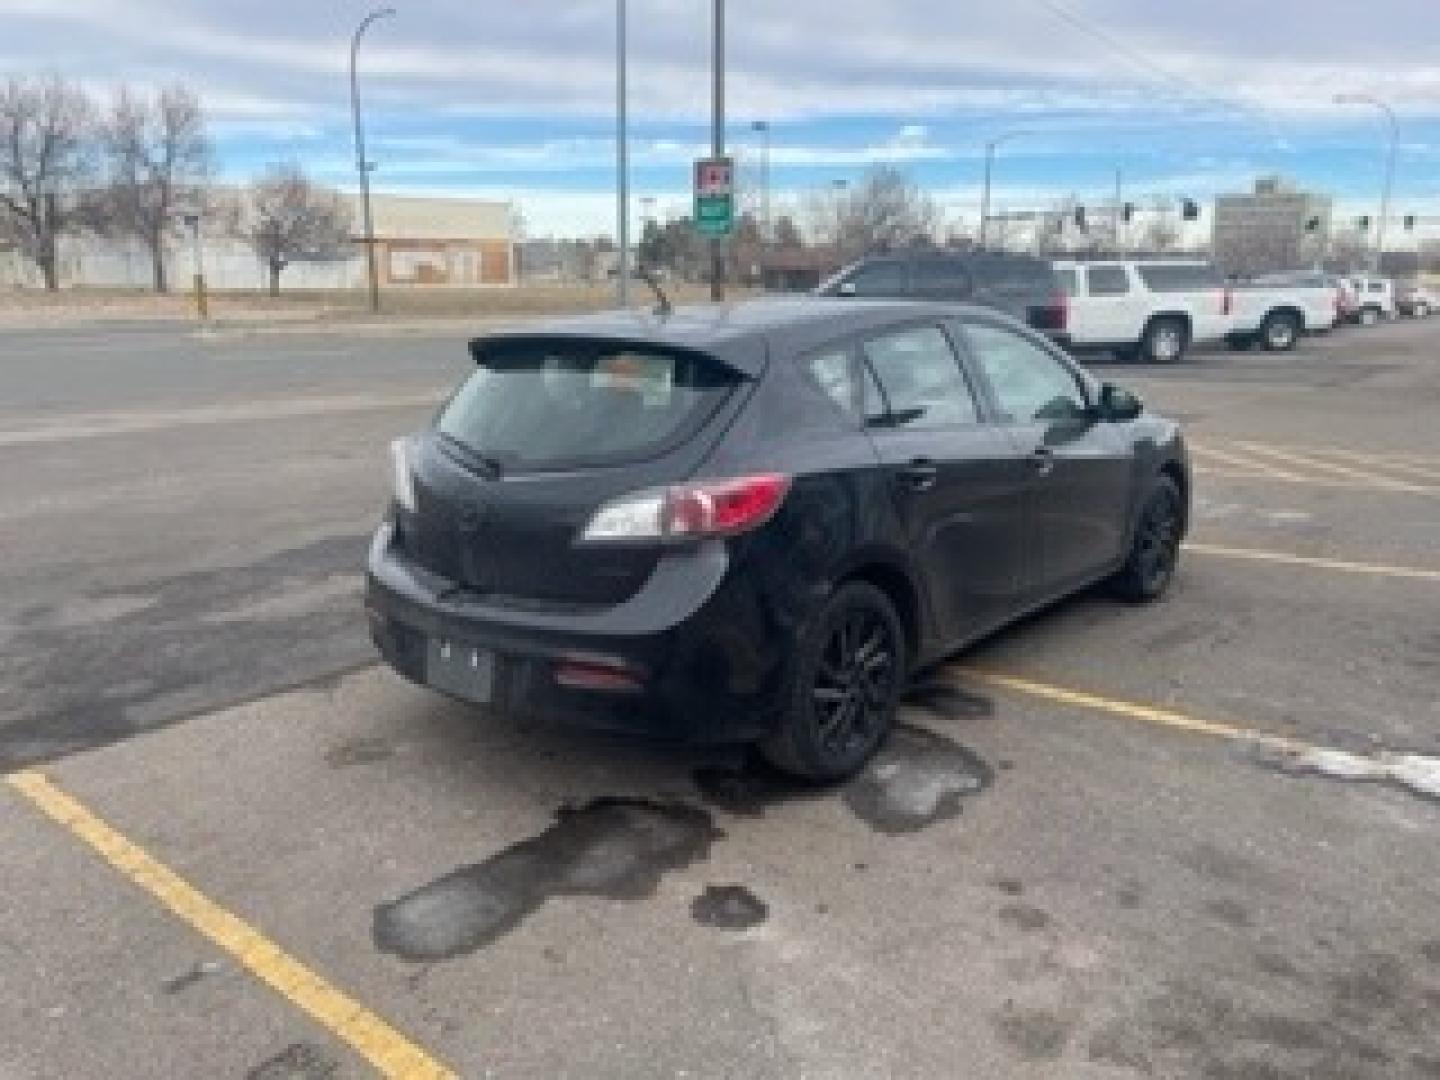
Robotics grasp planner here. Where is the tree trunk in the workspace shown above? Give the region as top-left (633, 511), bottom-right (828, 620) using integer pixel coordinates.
top-left (268, 259), bottom-right (282, 297)
top-left (151, 236), bottom-right (168, 294)
top-left (38, 242), bottom-right (59, 292)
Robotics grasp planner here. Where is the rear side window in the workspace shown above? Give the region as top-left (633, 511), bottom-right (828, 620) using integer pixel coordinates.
top-left (439, 341), bottom-right (735, 470)
top-left (1136, 264), bottom-right (1222, 292)
top-left (862, 326), bottom-right (978, 429)
top-left (1086, 265), bottom-right (1130, 296)
top-left (1053, 265), bottom-right (1078, 295)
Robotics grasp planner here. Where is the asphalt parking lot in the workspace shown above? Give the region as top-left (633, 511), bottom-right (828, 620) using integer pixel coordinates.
top-left (2, 316), bottom-right (1439, 1079)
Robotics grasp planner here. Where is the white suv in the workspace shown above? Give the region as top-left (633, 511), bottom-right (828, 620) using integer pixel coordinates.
top-left (1052, 260), bottom-right (1231, 364)
top-left (1346, 277), bottom-right (1396, 325)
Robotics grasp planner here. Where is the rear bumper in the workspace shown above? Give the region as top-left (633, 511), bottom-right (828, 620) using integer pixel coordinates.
top-left (364, 522), bottom-right (789, 744)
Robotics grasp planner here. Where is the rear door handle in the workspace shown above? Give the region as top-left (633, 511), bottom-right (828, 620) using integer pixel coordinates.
top-left (1030, 446), bottom-right (1056, 477)
top-left (897, 459), bottom-right (939, 491)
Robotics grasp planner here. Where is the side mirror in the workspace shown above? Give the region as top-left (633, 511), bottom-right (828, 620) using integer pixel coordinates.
top-left (838, 281), bottom-right (858, 297)
top-left (1098, 383), bottom-right (1143, 422)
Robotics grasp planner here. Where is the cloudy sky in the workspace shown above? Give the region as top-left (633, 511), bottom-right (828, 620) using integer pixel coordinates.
top-left (6, 0), bottom-right (1440, 237)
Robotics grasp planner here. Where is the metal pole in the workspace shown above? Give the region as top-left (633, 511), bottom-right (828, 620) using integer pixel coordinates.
top-left (753, 120), bottom-right (771, 243)
top-left (617, 0), bottom-right (630, 306)
top-left (710, 0), bottom-right (725, 302)
top-left (1114, 167), bottom-right (1123, 255)
top-left (1377, 102), bottom-right (1398, 275)
top-left (980, 141), bottom-right (994, 250)
top-left (350, 8), bottom-right (394, 315)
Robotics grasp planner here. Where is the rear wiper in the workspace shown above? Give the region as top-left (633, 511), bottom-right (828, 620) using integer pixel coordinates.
top-left (437, 432), bottom-right (503, 479)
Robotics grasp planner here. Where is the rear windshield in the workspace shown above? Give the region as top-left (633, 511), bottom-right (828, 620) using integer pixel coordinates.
top-left (969, 256), bottom-right (1056, 289)
top-left (438, 341), bottom-right (736, 471)
top-left (1136, 264), bottom-right (1222, 292)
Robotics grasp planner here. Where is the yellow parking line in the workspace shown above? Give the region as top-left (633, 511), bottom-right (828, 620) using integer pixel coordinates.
top-left (1232, 442), bottom-right (1430, 493)
top-left (1189, 443), bottom-right (1306, 481)
top-left (1185, 542), bottom-right (1440, 582)
top-left (963, 669), bottom-right (1307, 752)
top-left (5, 771), bottom-right (456, 1080)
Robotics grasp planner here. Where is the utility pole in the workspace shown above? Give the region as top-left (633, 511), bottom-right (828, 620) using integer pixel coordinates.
top-left (617, 0), bottom-right (630, 306)
top-left (350, 7), bottom-right (395, 315)
top-left (710, 0), bottom-right (725, 302)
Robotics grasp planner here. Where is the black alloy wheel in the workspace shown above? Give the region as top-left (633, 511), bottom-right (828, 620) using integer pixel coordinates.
top-left (1110, 477), bottom-right (1184, 602)
top-left (763, 581), bottom-right (906, 782)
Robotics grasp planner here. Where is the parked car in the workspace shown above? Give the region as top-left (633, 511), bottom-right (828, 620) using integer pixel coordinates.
top-left (1052, 259), bottom-right (1232, 363)
top-left (815, 252), bottom-right (1069, 342)
top-left (366, 299), bottom-right (1190, 781)
top-left (1224, 274), bottom-right (1341, 351)
top-left (1395, 281), bottom-right (1438, 318)
top-left (1346, 277), bottom-right (1397, 325)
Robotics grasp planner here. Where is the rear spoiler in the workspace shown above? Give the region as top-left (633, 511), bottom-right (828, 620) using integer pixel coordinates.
top-left (468, 331), bottom-right (764, 379)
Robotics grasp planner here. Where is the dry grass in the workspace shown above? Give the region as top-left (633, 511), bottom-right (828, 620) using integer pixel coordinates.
top-left (0, 283), bottom-right (763, 328)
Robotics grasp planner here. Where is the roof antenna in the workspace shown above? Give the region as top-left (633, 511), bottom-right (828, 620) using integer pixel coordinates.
top-left (636, 263), bottom-right (672, 318)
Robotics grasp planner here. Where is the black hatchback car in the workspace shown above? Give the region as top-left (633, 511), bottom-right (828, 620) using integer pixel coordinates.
top-left (817, 252), bottom-right (1070, 344)
top-left (367, 298), bottom-right (1188, 781)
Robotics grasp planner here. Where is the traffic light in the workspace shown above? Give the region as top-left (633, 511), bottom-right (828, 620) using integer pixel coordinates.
top-left (1404, 214), bottom-right (1417, 231)
top-left (1305, 216), bottom-right (1322, 232)
top-left (1074, 206), bottom-right (1087, 232)
top-left (1357, 215), bottom-right (1371, 231)
top-left (1181, 198), bottom-right (1200, 221)
top-left (1122, 202), bottom-right (1135, 223)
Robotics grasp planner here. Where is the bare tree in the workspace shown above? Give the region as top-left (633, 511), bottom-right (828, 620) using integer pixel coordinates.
top-left (238, 165), bottom-right (352, 296)
top-left (0, 76), bottom-right (97, 290)
top-left (841, 166), bottom-right (938, 253)
top-left (100, 84), bottom-right (212, 292)
top-left (1142, 214), bottom-right (1182, 255)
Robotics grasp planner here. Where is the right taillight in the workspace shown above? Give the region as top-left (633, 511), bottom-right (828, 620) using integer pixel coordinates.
top-left (581, 474), bottom-right (791, 543)
top-left (1053, 290), bottom-right (1069, 331)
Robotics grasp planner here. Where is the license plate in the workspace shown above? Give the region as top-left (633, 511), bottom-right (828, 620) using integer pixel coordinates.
top-left (425, 638), bottom-right (495, 704)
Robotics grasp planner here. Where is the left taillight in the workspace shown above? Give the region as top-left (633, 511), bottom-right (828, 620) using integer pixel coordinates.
top-left (581, 474), bottom-right (791, 543)
top-left (390, 437), bottom-right (416, 512)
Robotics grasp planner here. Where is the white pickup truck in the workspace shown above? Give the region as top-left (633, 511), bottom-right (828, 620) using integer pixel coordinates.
top-left (1223, 275), bottom-right (1340, 351)
top-left (1052, 260), bottom-right (1232, 363)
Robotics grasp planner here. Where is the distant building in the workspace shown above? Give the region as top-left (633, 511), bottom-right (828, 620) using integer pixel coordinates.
top-left (1212, 175), bottom-right (1332, 277)
top-left (0, 190), bottom-right (517, 291)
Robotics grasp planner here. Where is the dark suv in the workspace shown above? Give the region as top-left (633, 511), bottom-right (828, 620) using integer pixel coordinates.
top-left (817, 252), bottom-right (1069, 343)
top-left (367, 299), bottom-right (1188, 781)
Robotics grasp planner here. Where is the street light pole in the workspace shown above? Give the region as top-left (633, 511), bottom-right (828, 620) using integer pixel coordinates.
top-left (710, 0), bottom-right (726, 302)
top-left (1335, 93), bottom-right (1399, 272)
top-left (980, 133), bottom-right (1016, 250)
top-left (752, 120), bottom-right (771, 244)
top-left (350, 7), bottom-right (394, 315)
top-left (617, 0), bottom-right (630, 306)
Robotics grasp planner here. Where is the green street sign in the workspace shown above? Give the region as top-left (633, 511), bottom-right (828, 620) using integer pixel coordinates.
top-left (694, 156), bottom-right (735, 238)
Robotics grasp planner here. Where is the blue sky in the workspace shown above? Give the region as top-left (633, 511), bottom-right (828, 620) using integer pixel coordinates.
top-left (6, 0), bottom-right (1440, 237)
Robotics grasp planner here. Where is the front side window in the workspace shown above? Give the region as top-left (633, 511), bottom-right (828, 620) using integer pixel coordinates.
top-left (963, 322), bottom-right (1089, 424)
top-left (841, 261), bottom-right (906, 296)
top-left (439, 341), bottom-right (734, 470)
top-left (911, 259), bottom-right (973, 299)
top-left (862, 326), bottom-right (978, 429)
top-left (1086, 265), bottom-right (1131, 296)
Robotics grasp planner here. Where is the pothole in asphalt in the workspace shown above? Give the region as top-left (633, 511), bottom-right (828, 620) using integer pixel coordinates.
top-left (691, 884), bottom-right (768, 930)
top-left (373, 798), bottom-right (721, 962)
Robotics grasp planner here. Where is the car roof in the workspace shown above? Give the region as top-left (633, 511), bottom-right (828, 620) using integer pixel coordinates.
top-left (471, 297), bottom-right (988, 377)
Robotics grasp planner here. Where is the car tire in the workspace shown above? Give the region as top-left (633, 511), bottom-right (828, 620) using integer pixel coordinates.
top-left (760, 580), bottom-right (907, 783)
top-left (1260, 311), bottom-right (1301, 352)
top-left (1140, 317), bottom-right (1188, 363)
top-left (1360, 306), bottom-right (1380, 327)
top-left (1108, 476), bottom-right (1184, 603)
